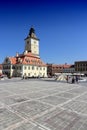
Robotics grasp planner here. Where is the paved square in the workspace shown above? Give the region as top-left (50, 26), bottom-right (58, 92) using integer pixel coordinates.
top-left (39, 95), bottom-right (68, 105)
top-left (0, 78), bottom-right (87, 130)
top-left (62, 100), bottom-right (87, 115)
top-left (11, 100), bottom-right (52, 119)
top-left (12, 122), bottom-right (44, 130)
top-left (35, 107), bottom-right (87, 130)
top-left (0, 108), bottom-right (22, 130)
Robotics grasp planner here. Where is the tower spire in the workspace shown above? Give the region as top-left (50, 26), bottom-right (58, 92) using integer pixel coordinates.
top-left (29, 26), bottom-right (36, 38)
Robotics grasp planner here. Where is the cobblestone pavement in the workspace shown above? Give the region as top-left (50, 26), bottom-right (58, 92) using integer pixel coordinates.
top-left (0, 78), bottom-right (87, 130)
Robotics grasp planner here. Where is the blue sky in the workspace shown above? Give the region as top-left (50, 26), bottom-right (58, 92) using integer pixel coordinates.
top-left (0, 0), bottom-right (87, 64)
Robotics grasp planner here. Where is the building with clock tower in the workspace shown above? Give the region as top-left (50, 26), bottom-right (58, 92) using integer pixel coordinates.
top-left (2, 27), bottom-right (47, 78)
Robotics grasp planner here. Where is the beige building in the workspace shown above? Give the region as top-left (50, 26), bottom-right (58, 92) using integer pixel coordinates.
top-left (75, 61), bottom-right (87, 75)
top-left (3, 27), bottom-right (47, 78)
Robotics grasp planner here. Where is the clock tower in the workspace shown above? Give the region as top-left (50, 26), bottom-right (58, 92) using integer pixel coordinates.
top-left (24, 27), bottom-right (39, 57)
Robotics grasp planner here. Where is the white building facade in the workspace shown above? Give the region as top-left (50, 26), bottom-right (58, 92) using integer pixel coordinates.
top-left (3, 27), bottom-right (47, 78)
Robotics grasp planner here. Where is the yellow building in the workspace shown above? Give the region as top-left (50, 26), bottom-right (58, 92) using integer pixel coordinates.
top-left (3, 27), bottom-right (47, 78)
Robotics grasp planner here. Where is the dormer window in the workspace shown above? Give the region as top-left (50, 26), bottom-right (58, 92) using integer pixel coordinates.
top-left (28, 59), bottom-right (30, 63)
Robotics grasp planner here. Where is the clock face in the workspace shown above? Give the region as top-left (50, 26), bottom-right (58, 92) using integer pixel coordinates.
top-left (34, 40), bottom-right (36, 43)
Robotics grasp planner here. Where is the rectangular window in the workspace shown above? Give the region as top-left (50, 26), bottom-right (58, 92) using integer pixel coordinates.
top-left (24, 66), bottom-right (26, 70)
top-left (43, 67), bottom-right (45, 70)
top-left (24, 73), bottom-right (26, 76)
top-left (32, 66), bottom-right (34, 70)
top-left (43, 73), bottom-right (45, 77)
top-left (27, 41), bottom-right (29, 44)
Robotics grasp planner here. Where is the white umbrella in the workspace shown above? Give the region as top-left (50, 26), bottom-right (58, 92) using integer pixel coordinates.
top-left (56, 74), bottom-right (67, 81)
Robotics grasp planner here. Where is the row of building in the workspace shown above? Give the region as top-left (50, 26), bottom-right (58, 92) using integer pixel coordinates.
top-left (47, 61), bottom-right (87, 77)
top-left (0, 27), bottom-right (87, 78)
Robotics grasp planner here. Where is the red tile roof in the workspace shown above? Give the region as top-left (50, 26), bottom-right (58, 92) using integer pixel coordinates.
top-left (47, 64), bottom-right (72, 68)
top-left (9, 57), bottom-right (16, 64)
top-left (8, 53), bottom-right (46, 67)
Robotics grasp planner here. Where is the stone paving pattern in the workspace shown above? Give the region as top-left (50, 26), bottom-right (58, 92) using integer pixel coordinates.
top-left (0, 78), bottom-right (87, 130)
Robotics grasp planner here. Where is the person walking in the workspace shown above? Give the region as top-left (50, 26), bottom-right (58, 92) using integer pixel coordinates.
top-left (66, 75), bottom-right (69, 83)
top-left (76, 75), bottom-right (78, 83)
top-left (72, 76), bottom-right (75, 83)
